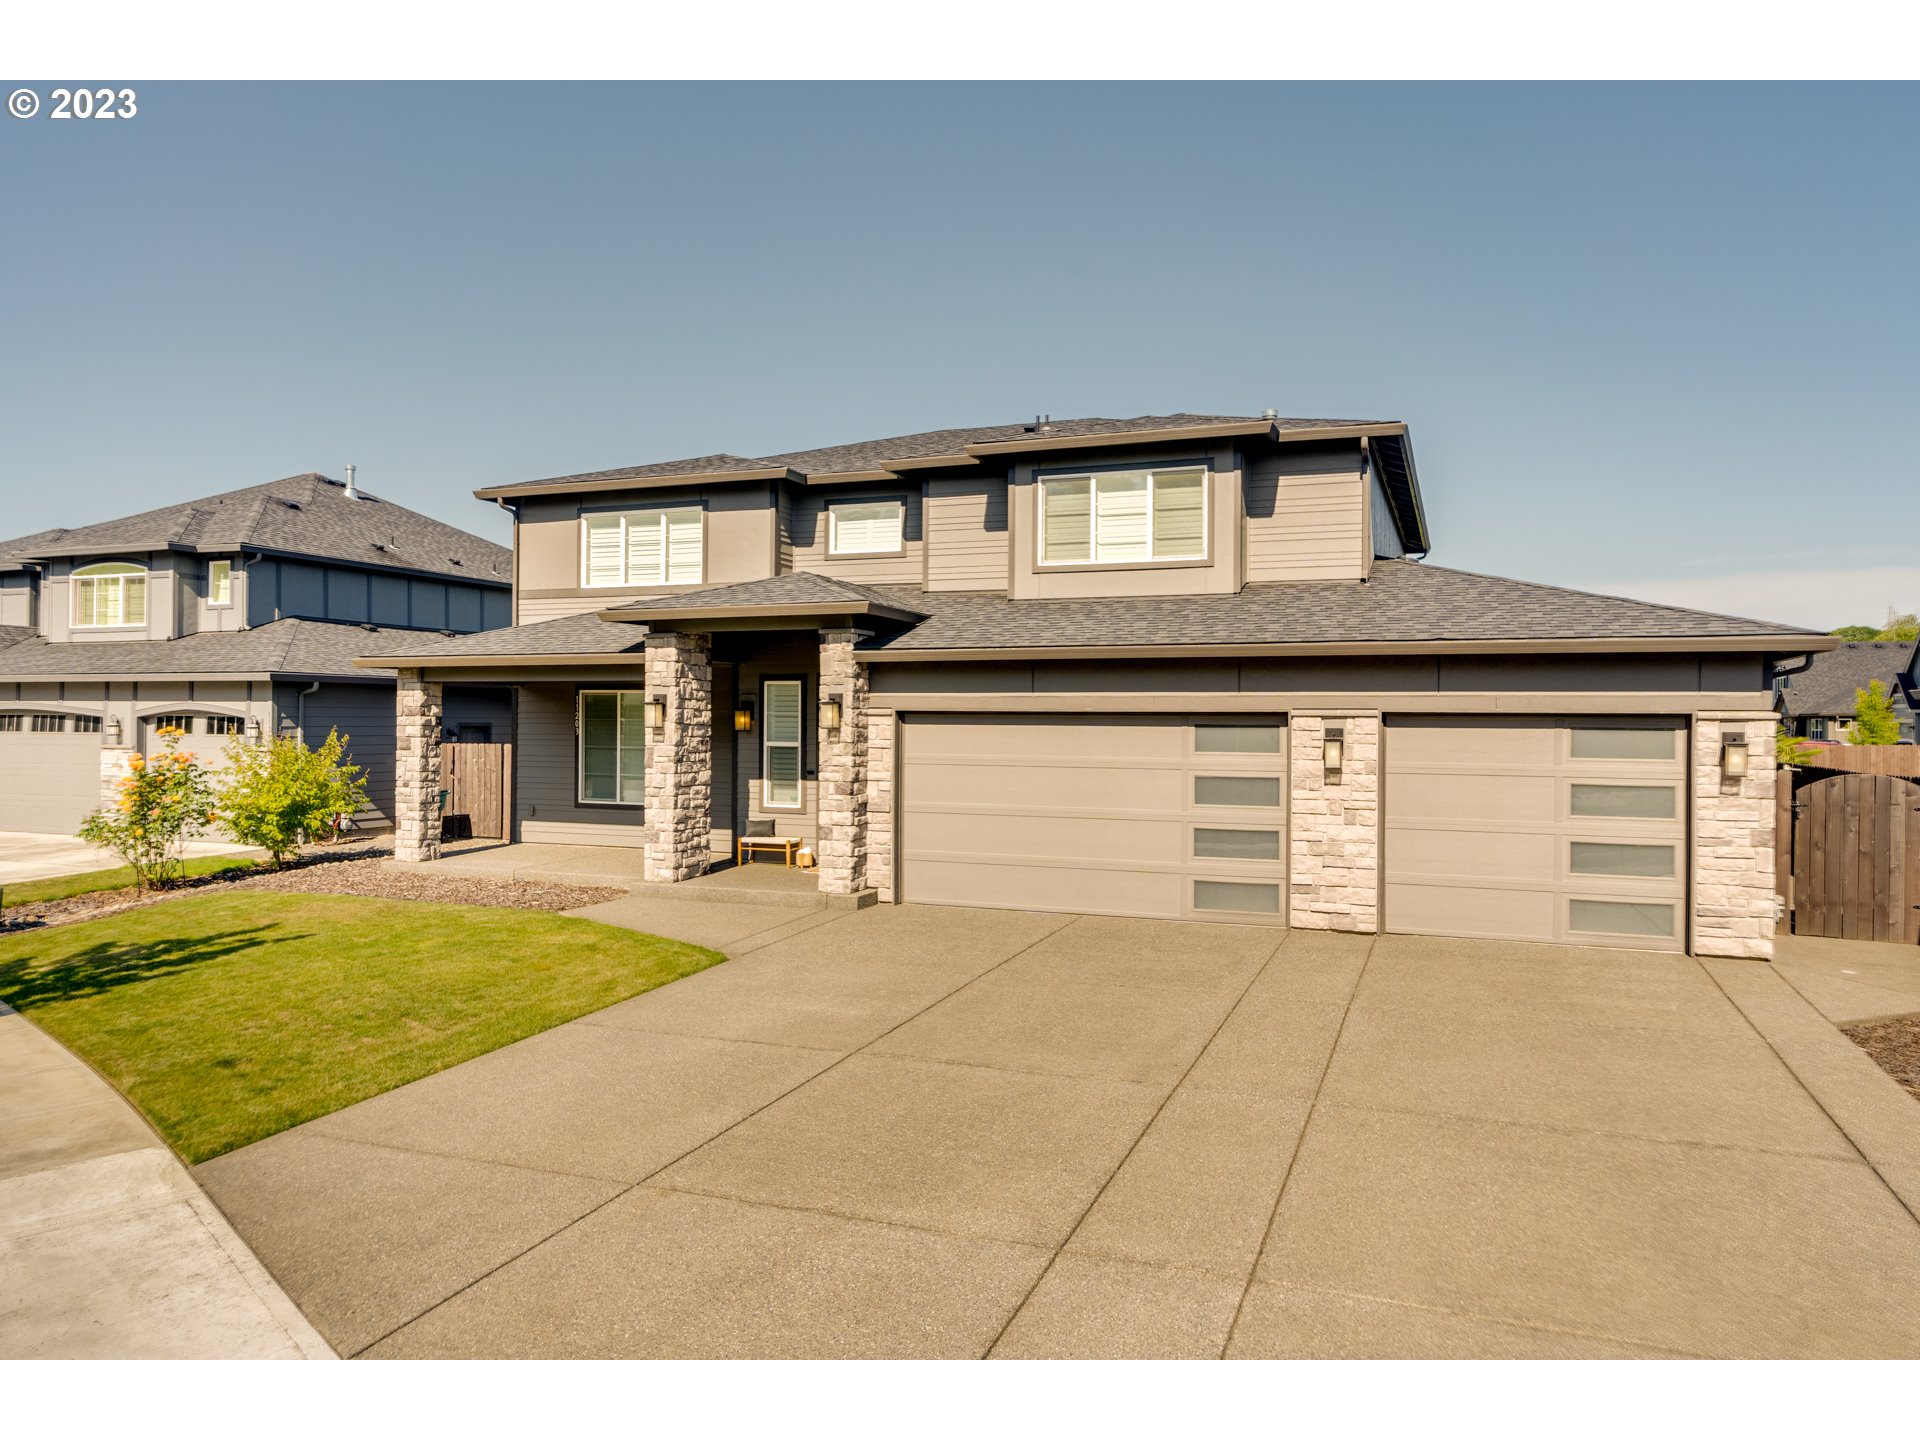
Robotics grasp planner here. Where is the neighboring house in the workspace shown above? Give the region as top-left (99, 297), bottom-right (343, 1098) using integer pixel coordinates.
top-left (0, 473), bottom-right (514, 834)
top-left (1775, 640), bottom-right (1919, 743)
top-left (365, 412), bottom-right (1832, 960)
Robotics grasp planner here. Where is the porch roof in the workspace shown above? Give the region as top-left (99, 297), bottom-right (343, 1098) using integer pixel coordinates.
top-left (596, 572), bottom-right (927, 630)
top-left (354, 611), bottom-right (649, 670)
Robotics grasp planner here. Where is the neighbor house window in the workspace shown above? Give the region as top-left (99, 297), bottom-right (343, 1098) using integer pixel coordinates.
top-left (827, 498), bottom-right (905, 556)
top-left (1039, 467), bottom-right (1206, 565)
top-left (71, 562), bottom-right (147, 628)
top-left (31, 714), bottom-right (67, 733)
top-left (1806, 718), bottom-right (1828, 741)
top-left (0, 715), bottom-right (19, 733)
top-left (578, 690), bottom-right (647, 804)
top-left (582, 507), bottom-right (703, 587)
top-left (207, 559), bottom-right (233, 606)
top-left (73, 715), bottom-right (103, 734)
top-left (762, 679), bottom-right (803, 809)
top-left (149, 714), bottom-right (194, 734)
top-left (205, 715), bottom-right (245, 736)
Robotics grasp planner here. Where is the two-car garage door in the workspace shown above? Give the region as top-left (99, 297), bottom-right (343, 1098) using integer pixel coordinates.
top-left (0, 719), bottom-right (103, 834)
top-left (900, 714), bottom-right (1288, 923)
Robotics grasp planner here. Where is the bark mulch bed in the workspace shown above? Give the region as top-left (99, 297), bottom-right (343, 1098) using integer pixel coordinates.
top-left (1844, 1016), bottom-right (1920, 1104)
top-left (0, 842), bottom-right (621, 934)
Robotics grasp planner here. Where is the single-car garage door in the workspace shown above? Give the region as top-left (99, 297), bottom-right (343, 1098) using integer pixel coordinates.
top-left (0, 714), bottom-right (104, 834)
top-left (1384, 716), bottom-right (1687, 951)
top-left (900, 713), bottom-right (1287, 922)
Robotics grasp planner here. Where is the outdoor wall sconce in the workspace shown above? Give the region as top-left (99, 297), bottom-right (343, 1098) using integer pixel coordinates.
top-left (820, 697), bottom-right (843, 734)
top-left (644, 697), bottom-right (667, 730)
top-left (1721, 734), bottom-right (1749, 783)
top-left (246, 716), bottom-right (263, 744)
top-left (105, 715), bottom-right (123, 746)
top-left (1323, 726), bottom-right (1345, 782)
top-left (733, 699), bottom-right (755, 733)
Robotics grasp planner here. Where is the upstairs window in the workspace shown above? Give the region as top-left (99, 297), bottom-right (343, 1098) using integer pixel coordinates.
top-left (1039, 467), bottom-right (1206, 566)
top-left (827, 498), bottom-right (905, 556)
top-left (582, 507), bottom-right (703, 588)
top-left (72, 562), bottom-right (147, 628)
top-left (208, 559), bottom-right (233, 606)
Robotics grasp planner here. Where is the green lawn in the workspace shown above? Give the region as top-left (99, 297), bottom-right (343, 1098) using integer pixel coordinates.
top-left (1, 854), bottom-right (262, 907)
top-left (0, 891), bottom-right (724, 1163)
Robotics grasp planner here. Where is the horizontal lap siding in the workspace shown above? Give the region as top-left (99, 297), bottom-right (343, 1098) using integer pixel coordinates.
top-left (789, 491), bottom-right (924, 585)
top-left (514, 682), bottom-right (649, 847)
top-left (516, 594), bottom-right (623, 624)
top-left (925, 478), bottom-right (1009, 592)
top-left (1243, 455), bottom-right (1366, 582)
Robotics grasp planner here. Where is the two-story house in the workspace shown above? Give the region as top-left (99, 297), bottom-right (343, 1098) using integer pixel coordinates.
top-left (363, 413), bottom-right (1831, 960)
top-left (0, 472), bottom-right (514, 834)
top-left (1776, 640), bottom-right (1918, 744)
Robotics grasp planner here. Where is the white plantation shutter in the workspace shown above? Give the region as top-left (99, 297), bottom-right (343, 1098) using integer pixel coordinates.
top-left (829, 500), bottom-right (903, 555)
top-left (1041, 478), bottom-right (1092, 563)
top-left (665, 508), bottom-right (703, 583)
top-left (584, 516), bottom-right (625, 586)
top-left (763, 679), bottom-right (802, 808)
top-left (626, 513), bottom-right (665, 585)
top-left (1151, 470), bottom-right (1205, 558)
top-left (124, 576), bottom-right (146, 624)
top-left (1093, 472), bottom-right (1150, 560)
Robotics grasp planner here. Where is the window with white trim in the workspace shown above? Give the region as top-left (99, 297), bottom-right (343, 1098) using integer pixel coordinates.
top-left (578, 690), bottom-right (647, 804)
top-left (1039, 467), bottom-right (1206, 565)
top-left (827, 498), bottom-right (904, 556)
top-left (762, 679), bottom-right (803, 809)
top-left (72, 562), bottom-right (148, 628)
top-left (208, 559), bottom-right (233, 606)
top-left (582, 508), bottom-right (703, 587)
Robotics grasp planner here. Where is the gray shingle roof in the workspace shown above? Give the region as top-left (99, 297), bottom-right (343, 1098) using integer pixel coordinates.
top-left (1779, 641), bottom-right (1918, 718)
top-left (0, 625), bottom-right (33, 652)
top-left (858, 561), bottom-right (1825, 653)
top-left (600, 571), bottom-right (927, 618)
top-left (357, 610), bottom-right (650, 662)
top-left (0, 619), bottom-right (443, 681)
top-left (496, 414), bottom-right (1382, 491)
top-left (0, 474), bottom-right (510, 584)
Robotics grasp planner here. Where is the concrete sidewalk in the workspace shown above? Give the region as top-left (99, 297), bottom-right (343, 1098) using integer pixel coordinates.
top-left (0, 832), bottom-right (255, 888)
top-left (0, 1002), bottom-right (332, 1359)
top-left (1773, 934), bottom-right (1920, 1026)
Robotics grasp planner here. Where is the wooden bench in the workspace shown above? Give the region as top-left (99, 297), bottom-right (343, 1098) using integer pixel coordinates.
top-left (737, 835), bottom-right (805, 868)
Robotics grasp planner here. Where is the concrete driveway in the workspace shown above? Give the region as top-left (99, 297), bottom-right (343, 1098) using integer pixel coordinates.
top-left (0, 832), bottom-right (252, 887)
top-left (194, 901), bottom-right (1920, 1359)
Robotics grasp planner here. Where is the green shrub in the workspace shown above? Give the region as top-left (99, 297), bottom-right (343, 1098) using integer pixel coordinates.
top-left (1850, 681), bottom-right (1902, 745)
top-left (217, 728), bottom-right (369, 866)
top-left (76, 726), bottom-right (216, 890)
top-left (1775, 724), bottom-right (1821, 768)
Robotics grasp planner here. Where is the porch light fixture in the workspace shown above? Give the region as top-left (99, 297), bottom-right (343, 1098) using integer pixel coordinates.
top-left (105, 715), bottom-right (123, 746)
top-left (1323, 726), bottom-right (1344, 782)
top-left (644, 697), bottom-right (667, 730)
top-left (246, 716), bottom-right (263, 744)
top-left (733, 699), bottom-right (755, 733)
top-left (1721, 733), bottom-right (1749, 782)
top-left (820, 697), bottom-right (843, 734)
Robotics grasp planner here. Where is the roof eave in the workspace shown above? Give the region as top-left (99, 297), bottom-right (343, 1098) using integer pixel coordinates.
top-left (861, 633), bottom-right (1836, 663)
top-left (475, 467), bottom-right (796, 501)
top-left (595, 598), bottom-right (927, 628)
top-left (354, 651), bottom-right (646, 670)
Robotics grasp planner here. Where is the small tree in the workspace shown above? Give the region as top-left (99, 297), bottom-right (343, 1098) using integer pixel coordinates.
top-left (1849, 681), bottom-right (1902, 745)
top-left (1775, 723), bottom-right (1821, 768)
top-left (76, 726), bottom-right (216, 890)
top-left (217, 728), bottom-right (369, 867)
top-left (1831, 624), bottom-right (1880, 642)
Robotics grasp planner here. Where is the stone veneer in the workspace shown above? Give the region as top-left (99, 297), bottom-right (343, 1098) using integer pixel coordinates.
top-left (643, 632), bottom-right (713, 884)
top-left (99, 744), bottom-right (138, 811)
top-left (1288, 714), bottom-right (1380, 932)
top-left (816, 628), bottom-right (871, 896)
top-left (393, 670), bottom-right (443, 863)
top-left (1692, 714), bottom-right (1779, 959)
top-left (866, 709), bottom-right (896, 902)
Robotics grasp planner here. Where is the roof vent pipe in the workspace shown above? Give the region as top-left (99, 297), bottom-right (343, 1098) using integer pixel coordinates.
top-left (343, 464), bottom-right (359, 501)
top-left (1262, 408), bottom-right (1278, 421)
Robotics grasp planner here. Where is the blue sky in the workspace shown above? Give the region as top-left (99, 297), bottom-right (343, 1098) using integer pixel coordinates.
top-left (1, 82), bottom-right (1913, 628)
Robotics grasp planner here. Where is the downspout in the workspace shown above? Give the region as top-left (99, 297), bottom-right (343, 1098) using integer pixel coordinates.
top-left (294, 680), bottom-right (320, 742)
top-left (495, 497), bottom-right (518, 626)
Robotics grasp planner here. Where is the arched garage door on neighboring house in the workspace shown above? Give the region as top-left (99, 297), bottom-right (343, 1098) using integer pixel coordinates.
top-left (1383, 715), bottom-right (1688, 952)
top-left (898, 713), bottom-right (1289, 923)
top-left (0, 712), bottom-right (104, 835)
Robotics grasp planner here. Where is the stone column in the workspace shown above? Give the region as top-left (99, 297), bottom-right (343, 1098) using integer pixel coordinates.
top-left (1288, 714), bottom-right (1381, 932)
top-left (816, 628), bottom-right (871, 896)
top-left (394, 670), bottom-right (444, 863)
top-left (1692, 714), bottom-right (1778, 959)
top-left (99, 743), bottom-right (138, 814)
top-left (866, 709), bottom-right (897, 902)
top-left (643, 631), bottom-right (713, 884)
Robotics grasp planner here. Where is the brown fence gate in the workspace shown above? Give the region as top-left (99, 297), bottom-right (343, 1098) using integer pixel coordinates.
top-left (1787, 771), bottom-right (1920, 943)
top-left (442, 741), bottom-right (512, 841)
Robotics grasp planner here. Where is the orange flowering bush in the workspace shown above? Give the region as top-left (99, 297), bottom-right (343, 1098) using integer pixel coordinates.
top-left (76, 726), bottom-right (216, 890)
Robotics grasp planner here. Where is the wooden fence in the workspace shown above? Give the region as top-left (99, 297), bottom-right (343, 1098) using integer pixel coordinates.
top-left (442, 741), bottom-right (512, 840)
top-left (1782, 770), bottom-right (1920, 944)
top-left (1798, 743), bottom-right (1920, 777)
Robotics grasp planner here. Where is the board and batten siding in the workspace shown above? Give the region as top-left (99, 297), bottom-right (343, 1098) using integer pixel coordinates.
top-left (788, 489), bottom-right (924, 585)
top-left (288, 681), bottom-right (400, 824)
top-left (1242, 448), bottom-right (1368, 583)
top-left (924, 477), bottom-right (1010, 592)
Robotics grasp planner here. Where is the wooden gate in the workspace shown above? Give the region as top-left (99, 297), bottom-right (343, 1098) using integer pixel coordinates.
top-left (1789, 771), bottom-right (1920, 943)
top-left (442, 742), bottom-right (512, 840)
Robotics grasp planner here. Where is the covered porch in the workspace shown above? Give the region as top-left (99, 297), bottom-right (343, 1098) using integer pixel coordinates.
top-left (360, 575), bottom-right (925, 904)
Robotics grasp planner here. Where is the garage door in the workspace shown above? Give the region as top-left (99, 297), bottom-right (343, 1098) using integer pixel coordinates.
top-left (1384, 716), bottom-right (1687, 951)
top-left (0, 714), bottom-right (104, 835)
top-left (899, 714), bottom-right (1287, 922)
